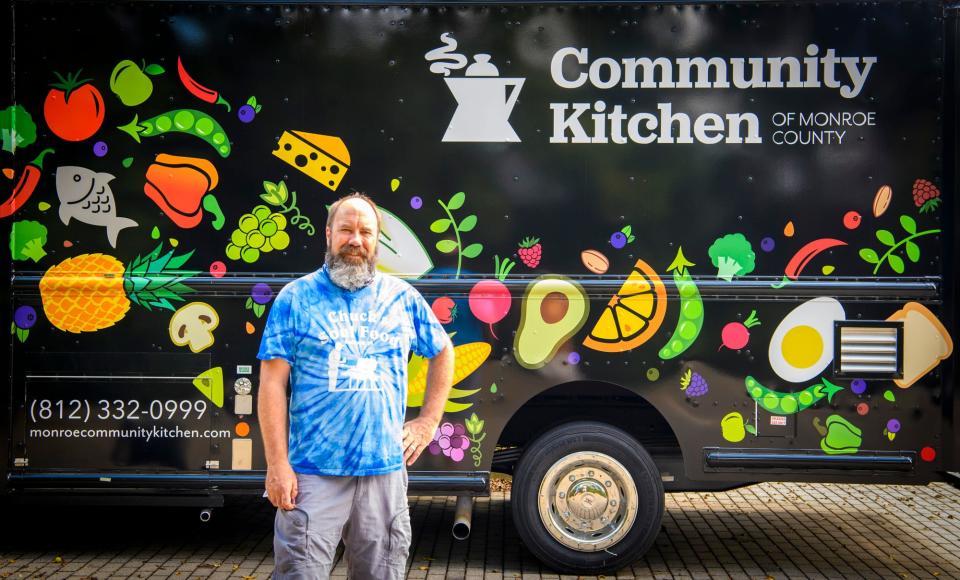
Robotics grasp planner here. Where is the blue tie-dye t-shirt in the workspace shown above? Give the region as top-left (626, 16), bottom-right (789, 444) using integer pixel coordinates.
top-left (257, 266), bottom-right (449, 476)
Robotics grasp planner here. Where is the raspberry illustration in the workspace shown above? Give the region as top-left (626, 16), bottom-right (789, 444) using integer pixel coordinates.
top-left (912, 179), bottom-right (941, 214)
top-left (518, 237), bottom-right (542, 268)
top-left (680, 368), bottom-right (709, 397)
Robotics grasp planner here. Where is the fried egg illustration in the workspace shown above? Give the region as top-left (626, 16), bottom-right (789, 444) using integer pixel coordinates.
top-left (768, 297), bottom-right (846, 383)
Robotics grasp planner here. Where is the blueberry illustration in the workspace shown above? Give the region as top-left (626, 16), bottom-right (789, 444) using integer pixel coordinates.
top-left (410, 196), bottom-right (423, 210)
top-left (886, 419), bottom-right (901, 433)
top-left (610, 232), bottom-right (627, 249)
top-left (251, 283), bottom-right (274, 305)
top-left (851, 379), bottom-right (867, 395)
top-left (93, 141), bottom-right (108, 157)
top-left (238, 105), bottom-right (256, 123)
top-left (14, 305), bottom-right (37, 329)
top-left (566, 352), bottom-right (581, 365)
top-left (760, 237), bottom-right (775, 252)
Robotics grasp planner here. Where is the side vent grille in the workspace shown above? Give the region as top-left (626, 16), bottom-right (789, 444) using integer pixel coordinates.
top-left (834, 321), bottom-right (903, 379)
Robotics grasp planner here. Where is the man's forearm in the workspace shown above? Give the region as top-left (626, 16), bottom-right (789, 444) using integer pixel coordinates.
top-left (258, 378), bottom-right (291, 467)
top-left (419, 343), bottom-right (455, 424)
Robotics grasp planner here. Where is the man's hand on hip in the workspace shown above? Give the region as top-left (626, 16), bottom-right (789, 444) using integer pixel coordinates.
top-left (266, 462), bottom-right (298, 510)
top-left (402, 416), bottom-right (439, 466)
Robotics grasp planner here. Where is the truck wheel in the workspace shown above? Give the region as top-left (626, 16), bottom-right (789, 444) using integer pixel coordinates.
top-left (511, 421), bottom-right (664, 574)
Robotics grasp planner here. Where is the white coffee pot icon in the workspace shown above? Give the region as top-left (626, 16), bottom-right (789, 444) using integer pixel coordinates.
top-left (442, 55), bottom-right (524, 142)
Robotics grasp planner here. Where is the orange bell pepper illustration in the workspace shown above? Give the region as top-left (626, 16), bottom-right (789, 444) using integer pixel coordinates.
top-left (144, 154), bottom-right (224, 229)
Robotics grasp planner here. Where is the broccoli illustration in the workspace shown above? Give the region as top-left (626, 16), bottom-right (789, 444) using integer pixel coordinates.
top-left (10, 220), bottom-right (48, 262)
top-left (708, 233), bottom-right (756, 281)
top-left (1, 104), bottom-right (38, 154)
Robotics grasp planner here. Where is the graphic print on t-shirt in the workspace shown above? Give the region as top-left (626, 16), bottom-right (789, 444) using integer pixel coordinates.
top-left (327, 343), bottom-right (383, 392)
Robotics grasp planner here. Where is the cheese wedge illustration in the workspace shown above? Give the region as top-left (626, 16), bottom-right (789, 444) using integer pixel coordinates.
top-left (193, 367), bottom-right (224, 407)
top-left (887, 303), bottom-right (953, 388)
top-left (272, 130), bottom-right (350, 191)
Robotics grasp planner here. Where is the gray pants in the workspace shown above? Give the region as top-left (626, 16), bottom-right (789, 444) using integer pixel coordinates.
top-left (272, 470), bottom-right (411, 580)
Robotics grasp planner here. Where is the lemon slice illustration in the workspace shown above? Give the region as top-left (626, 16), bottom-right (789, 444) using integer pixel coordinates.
top-left (583, 258), bottom-right (667, 353)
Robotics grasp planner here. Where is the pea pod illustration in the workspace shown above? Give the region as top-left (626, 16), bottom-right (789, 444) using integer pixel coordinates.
top-left (745, 375), bottom-right (843, 415)
top-left (118, 109), bottom-right (231, 158)
top-left (659, 247), bottom-right (704, 359)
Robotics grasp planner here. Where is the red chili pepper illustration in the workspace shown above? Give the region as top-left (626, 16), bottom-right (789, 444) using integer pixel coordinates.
top-left (177, 57), bottom-right (232, 112)
top-left (772, 238), bottom-right (847, 288)
top-left (0, 148), bottom-right (54, 219)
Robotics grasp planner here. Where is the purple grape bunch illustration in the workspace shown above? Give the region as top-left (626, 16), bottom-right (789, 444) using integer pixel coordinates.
top-left (429, 422), bottom-right (471, 462)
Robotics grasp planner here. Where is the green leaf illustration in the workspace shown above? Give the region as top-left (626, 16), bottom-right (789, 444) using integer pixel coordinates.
top-left (888, 254), bottom-right (905, 274)
top-left (447, 191), bottom-right (466, 210)
top-left (899, 215), bottom-right (917, 235)
top-left (875, 229), bottom-right (896, 246)
top-left (458, 214), bottom-right (478, 232)
top-left (905, 241), bottom-right (921, 263)
top-left (245, 297), bottom-right (253, 309)
top-left (430, 219), bottom-right (452, 233)
top-left (436, 239), bottom-right (458, 253)
top-left (17, 328), bottom-right (28, 343)
top-left (144, 64), bottom-right (165, 75)
top-left (461, 243), bottom-right (483, 259)
top-left (859, 248), bottom-right (879, 264)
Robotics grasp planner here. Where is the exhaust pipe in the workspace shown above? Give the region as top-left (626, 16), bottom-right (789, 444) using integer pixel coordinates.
top-left (199, 508), bottom-right (213, 522)
top-left (451, 495), bottom-right (473, 540)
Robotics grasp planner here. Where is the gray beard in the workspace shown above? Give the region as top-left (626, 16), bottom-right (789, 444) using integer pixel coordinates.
top-left (325, 248), bottom-right (377, 292)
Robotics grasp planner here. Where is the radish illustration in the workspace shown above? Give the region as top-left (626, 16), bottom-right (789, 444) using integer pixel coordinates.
top-left (720, 310), bottom-right (761, 350)
top-left (468, 255), bottom-right (515, 339)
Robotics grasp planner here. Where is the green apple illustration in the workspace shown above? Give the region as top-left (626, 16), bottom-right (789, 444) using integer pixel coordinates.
top-left (110, 59), bottom-right (164, 106)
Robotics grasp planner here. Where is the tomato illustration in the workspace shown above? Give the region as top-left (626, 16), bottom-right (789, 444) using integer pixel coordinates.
top-left (44, 70), bottom-right (106, 142)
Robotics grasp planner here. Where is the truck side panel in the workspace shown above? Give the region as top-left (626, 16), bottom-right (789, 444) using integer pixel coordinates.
top-left (4, 1), bottom-right (956, 496)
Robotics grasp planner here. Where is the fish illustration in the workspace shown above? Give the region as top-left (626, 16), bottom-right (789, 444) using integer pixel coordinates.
top-left (56, 166), bottom-right (138, 248)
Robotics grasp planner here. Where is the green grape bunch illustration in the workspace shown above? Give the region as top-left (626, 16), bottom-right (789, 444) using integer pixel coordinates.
top-left (226, 205), bottom-right (291, 263)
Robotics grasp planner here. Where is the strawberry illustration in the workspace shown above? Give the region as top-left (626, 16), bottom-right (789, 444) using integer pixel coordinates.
top-left (518, 237), bottom-right (542, 268)
top-left (912, 179), bottom-right (941, 213)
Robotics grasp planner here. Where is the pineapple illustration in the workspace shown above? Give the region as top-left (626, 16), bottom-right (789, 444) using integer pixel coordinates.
top-left (40, 244), bottom-right (197, 333)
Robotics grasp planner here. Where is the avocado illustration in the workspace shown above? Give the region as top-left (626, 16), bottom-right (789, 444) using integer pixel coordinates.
top-left (815, 415), bottom-right (862, 455)
top-left (513, 276), bottom-right (589, 369)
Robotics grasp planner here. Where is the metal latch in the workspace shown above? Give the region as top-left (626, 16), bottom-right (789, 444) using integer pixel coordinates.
top-left (205, 460), bottom-right (221, 470)
top-left (14, 457), bottom-right (28, 467)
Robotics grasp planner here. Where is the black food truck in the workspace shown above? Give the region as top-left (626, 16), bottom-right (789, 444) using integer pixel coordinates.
top-left (3, 0), bottom-right (958, 573)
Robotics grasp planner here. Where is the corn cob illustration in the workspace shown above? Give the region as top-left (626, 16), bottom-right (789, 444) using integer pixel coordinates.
top-left (39, 244), bottom-right (197, 333)
top-left (407, 341), bottom-right (491, 412)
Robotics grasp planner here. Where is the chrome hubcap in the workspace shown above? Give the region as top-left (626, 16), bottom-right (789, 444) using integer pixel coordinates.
top-left (537, 451), bottom-right (638, 551)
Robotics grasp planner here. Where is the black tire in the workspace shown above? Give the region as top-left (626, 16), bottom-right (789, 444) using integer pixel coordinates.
top-left (511, 421), bottom-right (664, 574)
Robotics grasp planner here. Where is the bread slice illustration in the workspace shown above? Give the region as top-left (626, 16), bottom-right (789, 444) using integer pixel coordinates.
top-left (887, 302), bottom-right (953, 388)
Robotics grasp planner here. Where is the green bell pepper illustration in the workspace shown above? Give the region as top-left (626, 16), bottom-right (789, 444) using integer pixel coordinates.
top-left (814, 415), bottom-right (862, 455)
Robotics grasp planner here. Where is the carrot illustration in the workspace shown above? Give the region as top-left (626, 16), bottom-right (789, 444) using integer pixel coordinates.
top-left (177, 57), bottom-right (231, 111)
top-left (772, 238), bottom-right (847, 288)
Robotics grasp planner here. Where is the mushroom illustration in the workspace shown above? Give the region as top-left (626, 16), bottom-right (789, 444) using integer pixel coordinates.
top-left (169, 302), bottom-right (220, 353)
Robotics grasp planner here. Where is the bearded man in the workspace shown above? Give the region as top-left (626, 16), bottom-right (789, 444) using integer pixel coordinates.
top-left (258, 192), bottom-right (454, 580)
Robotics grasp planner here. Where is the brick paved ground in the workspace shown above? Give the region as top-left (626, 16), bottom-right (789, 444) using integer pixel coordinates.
top-left (2, 481), bottom-right (959, 579)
